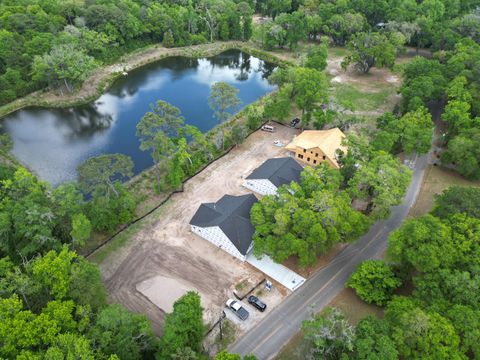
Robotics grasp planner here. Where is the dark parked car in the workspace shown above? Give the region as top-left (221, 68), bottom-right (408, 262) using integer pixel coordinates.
top-left (290, 117), bottom-right (300, 128)
top-left (226, 298), bottom-right (249, 320)
top-left (248, 295), bottom-right (267, 312)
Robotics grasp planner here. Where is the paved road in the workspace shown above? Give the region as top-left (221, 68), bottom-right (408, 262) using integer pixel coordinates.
top-left (229, 153), bottom-right (429, 359)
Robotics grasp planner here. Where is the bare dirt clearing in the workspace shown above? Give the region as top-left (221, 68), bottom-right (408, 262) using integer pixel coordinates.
top-left (327, 57), bottom-right (401, 90)
top-left (98, 125), bottom-right (298, 334)
top-left (326, 52), bottom-right (401, 116)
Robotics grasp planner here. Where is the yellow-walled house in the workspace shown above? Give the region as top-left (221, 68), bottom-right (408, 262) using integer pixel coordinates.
top-left (285, 128), bottom-right (347, 169)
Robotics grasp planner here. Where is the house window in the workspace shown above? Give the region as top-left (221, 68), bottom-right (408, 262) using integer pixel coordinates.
top-left (298, 154), bottom-right (304, 159)
top-left (307, 157), bottom-right (310, 162)
top-left (322, 155), bottom-right (326, 160)
top-left (313, 160), bottom-right (317, 164)
top-left (315, 153), bottom-right (319, 157)
top-left (303, 149), bottom-right (306, 153)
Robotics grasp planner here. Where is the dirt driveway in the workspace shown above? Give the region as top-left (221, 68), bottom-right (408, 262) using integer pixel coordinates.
top-left (99, 124), bottom-right (298, 334)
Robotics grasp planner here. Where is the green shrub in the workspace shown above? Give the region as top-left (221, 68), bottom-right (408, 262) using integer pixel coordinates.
top-left (347, 260), bottom-right (402, 306)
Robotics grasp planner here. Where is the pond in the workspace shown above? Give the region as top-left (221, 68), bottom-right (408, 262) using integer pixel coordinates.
top-left (2, 49), bottom-right (276, 185)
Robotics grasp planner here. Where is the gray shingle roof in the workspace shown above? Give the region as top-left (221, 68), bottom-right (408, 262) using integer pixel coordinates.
top-left (246, 157), bottom-right (303, 187)
top-left (189, 194), bottom-right (258, 255)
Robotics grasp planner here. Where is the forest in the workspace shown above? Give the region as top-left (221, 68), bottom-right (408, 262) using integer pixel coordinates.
top-left (1, 0), bottom-right (480, 359)
top-left (0, 0), bottom-right (255, 104)
top-left (302, 186), bottom-right (480, 360)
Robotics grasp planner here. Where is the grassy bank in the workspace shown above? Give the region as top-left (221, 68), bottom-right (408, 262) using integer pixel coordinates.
top-left (0, 41), bottom-right (292, 119)
top-left (0, 73), bottom-right (123, 119)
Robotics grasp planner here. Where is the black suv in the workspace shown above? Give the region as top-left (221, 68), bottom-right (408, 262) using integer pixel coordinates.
top-left (290, 118), bottom-right (300, 128)
top-left (248, 295), bottom-right (267, 312)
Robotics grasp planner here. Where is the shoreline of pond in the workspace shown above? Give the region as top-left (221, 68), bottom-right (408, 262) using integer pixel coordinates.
top-left (0, 41), bottom-right (293, 120)
top-left (3, 49), bottom-right (279, 185)
top-left (0, 41), bottom-right (289, 253)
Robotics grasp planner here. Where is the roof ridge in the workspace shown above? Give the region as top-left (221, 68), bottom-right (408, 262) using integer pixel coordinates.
top-left (269, 157), bottom-right (291, 178)
top-left (319, 128), bottom-right (343, 152)
top-left (219, 193), bottom-right (254, 218)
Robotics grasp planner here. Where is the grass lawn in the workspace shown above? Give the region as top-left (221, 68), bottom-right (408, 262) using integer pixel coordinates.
top-left (328, 46), bottom-right (349, 58)
top-left (276, 331), bottom-right (312, 360)
top-left (328, 288), bottom-right (384, 324)
top-left (332, 82), bottom-right (397, 112)
top-left (409, 165), bottom-right (480, 218)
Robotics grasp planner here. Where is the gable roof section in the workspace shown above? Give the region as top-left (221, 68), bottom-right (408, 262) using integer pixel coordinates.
top-left (246, 157), bottom-right (303, 187)
top-left (285, 128), bottom-right (347, 167)
top-left (189, 194), bottom-right (258, 255)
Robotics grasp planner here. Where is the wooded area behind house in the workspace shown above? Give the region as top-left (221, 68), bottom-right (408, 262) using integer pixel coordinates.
top-left (1, 0), bottom-right (480, 359)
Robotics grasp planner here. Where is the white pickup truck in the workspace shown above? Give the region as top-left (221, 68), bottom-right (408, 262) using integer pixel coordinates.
top-left (226, 298), bottom-right (249, 320)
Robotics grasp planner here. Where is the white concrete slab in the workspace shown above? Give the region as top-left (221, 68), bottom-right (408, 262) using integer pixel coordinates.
top-left (246, 254), bottom-right (305, 291)
top-left (136, 275), bottom-right (215, 322)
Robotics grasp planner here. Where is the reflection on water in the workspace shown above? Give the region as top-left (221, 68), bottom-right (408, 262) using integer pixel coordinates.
top-left (3, 50), bottom-right (276, 185)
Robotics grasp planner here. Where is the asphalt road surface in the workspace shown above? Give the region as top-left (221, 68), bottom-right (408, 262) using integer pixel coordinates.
top-left (229, 153), bottom-right (429, 359)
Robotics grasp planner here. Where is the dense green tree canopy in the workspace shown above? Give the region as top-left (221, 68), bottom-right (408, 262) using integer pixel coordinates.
top-left (0, 168), bottom-right (97, 259)
top-left (302, 307), bottom-right (355, 360)
top-left (348, 151), bottom-right (412, 219)
top-left (159, 291), bottom-right (204, 359)
top-left (432, 186), bottom-right (480, 219)
top-left (89, 304), bottom-right (157, 360)
top-left (137, 100), bottom-right (185, 187)
top-left (400, 57), bottom-right (447, 112)
top-left (291, 67), bottom-right (329, 118)
top-left (304, 42), bottom-right (328, 71)
top-left (32, 43), bottom-right (96, 94)
top-left (268, 66), bottom-right (329, 126)
top-left (344, 166), bottom-right (480, 358)
top-left (325, 13), bottom-right (367, 46)
top-left (0, 245), bottom-right (157, 359)
top-left (75, 153), bottom-right (137, 231)
top-left (353, 316), bottom-right (398, 360)
top-left (447, 305), bottom-right (480, 358)
top-left (373, 108), bottom-right (433, 155)
top-left (442, 100), bottom-right (475, 138)
top-left (263, 83), bottom-right (293, 122)
top-left (385, 297), bottom-right (465, 360)
top-left (413, 268), bottom-right (480, 311)
top-left (388, 214), bottom-right (458, 273)
top-left (208, 82), bottom-right (241, 124)
top-left (347, 260), bottom-right (402, 306)
top-left (342, 32), bottom-right (398, 73)
top-left (252, 164), bottom-right (368, 267)
top-left (77, 153), bottom-right (133, 197)
top-left (442, 127), bottom-right (480, 179)
top-left (0, 0), bottom-right (254, 104)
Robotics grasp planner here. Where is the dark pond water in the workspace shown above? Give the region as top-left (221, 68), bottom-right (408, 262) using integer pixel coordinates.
top-left (3, 50), bottom-right (276, 185)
